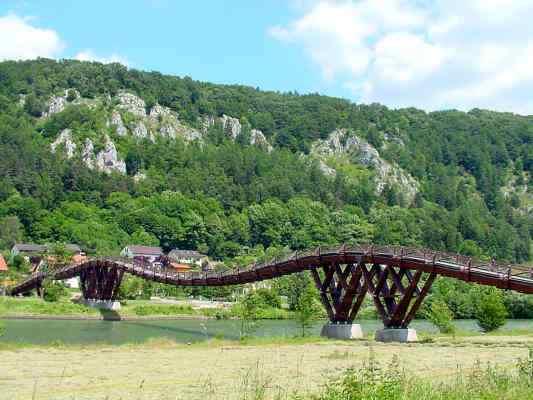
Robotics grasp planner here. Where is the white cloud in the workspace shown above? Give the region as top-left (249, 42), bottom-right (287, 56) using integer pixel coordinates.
top-left (0, 13), bottom-right (128, 67)
top-left (270, 0), bottom-right (533, 114)
top-left (74, 50), bottom-right (128, 66)
top-left (0, 13), bottom-right (64, 61)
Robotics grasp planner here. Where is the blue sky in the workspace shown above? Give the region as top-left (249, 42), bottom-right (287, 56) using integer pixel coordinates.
top-left (1, 0), bottom-right (533, 114)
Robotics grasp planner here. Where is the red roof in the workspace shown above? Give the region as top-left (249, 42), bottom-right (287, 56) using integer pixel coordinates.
top-left (169, 262), bottom-right (191, 272)
top-left (0, 255), bottom-right (8, 272)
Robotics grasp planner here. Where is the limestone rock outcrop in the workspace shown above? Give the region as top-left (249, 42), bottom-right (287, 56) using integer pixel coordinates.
top-left (131, 121), bottom-right (149, 139)
top-left (95, 135), bottom-right (126, 174)
top-left (109, 111), bottom-right (128, 136)
top-left (220, 114), bottom-right (242, 139)
top-left (250, 129), bottom-right (273, 152)
top-left (117, 91), bottom-right (146, 117)
top-left (51, 129), bottom-right (77, 158)
top-left (312, 129), bottom-right (419, 201)
top-left (46, 96), bottom-right (66, 116)
top-left (81, 138), bottom-right (95, 169)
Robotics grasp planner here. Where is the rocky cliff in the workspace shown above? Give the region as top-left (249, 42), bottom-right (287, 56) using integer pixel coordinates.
top-left (311, 129), bottom-right (419, 202)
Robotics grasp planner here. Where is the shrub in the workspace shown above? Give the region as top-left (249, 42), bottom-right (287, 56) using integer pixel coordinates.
top-left (475, 287), bottom-right (507, 332)
top-left (424, 298), bottom-right (456, 335)
top-left (42, 280), bottom-right (68, 302)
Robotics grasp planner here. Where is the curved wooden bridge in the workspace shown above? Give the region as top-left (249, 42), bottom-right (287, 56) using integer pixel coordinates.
top-left (8, 244), bottom-right (533, 330)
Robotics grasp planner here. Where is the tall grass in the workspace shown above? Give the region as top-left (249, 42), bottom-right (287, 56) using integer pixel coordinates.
top-left (304, 348), bottom-right (533, 400)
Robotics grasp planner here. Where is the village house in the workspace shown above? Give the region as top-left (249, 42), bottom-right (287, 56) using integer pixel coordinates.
top-left (11, 243), bottom-right (47, 258)
top-left (120, 245), bottom-right (164, 263)
top-left (168, 249), bottom-right (208, 267)
top-left (11, 243), bottom-right (83, 259)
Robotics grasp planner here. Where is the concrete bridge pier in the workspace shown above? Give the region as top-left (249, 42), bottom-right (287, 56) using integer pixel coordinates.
top-left (83, 299), bottom-right (121, 311)
top-left (321, 323), bottom-right (363, 339)
top-left (375, 328), bottom-right (418, 343)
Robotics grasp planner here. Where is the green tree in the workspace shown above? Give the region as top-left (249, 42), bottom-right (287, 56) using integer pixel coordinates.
top-left (295, 284), bottom-right (321, 337)
top-left (0, 216), bottom-right (23, 250)
top-left (42, 279), bottom-right (67, 302)
top-left (475, 287), bottom-right (507, 332)
top-left (237, 291), bottom-right (261, 339)
top-left (425, 298), bottom-right (456, 335)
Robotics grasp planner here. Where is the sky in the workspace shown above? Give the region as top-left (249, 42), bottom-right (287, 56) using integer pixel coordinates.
top-left (1, 0), bottom-right (533, 115)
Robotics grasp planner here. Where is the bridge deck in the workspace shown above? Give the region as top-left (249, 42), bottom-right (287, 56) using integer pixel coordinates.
top-left (8, 245), bottom-right (533, 296)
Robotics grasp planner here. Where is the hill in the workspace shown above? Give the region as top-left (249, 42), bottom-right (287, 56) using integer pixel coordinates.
top-left (0, 58), bottom-right (531, 264)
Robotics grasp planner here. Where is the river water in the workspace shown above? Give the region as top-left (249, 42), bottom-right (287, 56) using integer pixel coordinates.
top-left (1, 319), bottom-right (532, 345)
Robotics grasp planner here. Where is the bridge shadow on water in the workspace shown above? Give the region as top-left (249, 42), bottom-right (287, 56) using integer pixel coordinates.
top-left (121, 320), bottom-right (241, 341)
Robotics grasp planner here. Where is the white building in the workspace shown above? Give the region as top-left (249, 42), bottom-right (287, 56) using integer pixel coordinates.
top-left (120, 245), bottom-right (163, 263)
top-left (168, 249), bottom-right (208, 267)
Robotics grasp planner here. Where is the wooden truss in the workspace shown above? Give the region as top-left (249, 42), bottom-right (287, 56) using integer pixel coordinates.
top-left (312, 261), bottom-right (437, 328)
top-left (79, 262), bottom-right (124, 301)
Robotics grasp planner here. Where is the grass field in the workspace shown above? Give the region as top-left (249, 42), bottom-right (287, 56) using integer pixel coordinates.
top-left (1, 335), bottom-right (532, 400)
top-left (0, 296), bottom-right (294, 320)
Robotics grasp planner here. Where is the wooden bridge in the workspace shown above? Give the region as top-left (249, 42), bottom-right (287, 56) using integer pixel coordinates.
top-left (8, 244), bottom-right (533, 340)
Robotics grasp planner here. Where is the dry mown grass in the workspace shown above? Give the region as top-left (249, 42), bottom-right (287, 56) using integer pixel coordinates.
top-left (0, 337), bottom-right (531, 400)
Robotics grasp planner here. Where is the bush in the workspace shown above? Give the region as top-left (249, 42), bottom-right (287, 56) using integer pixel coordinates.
top-left (424, 298), bottom-right (456, 335)
top-left (254, 288), bottom-right (282, 309)
top-left (475, 287), bottom-right (507, 332)
top-left (42, 280), bottom-right (68, 302)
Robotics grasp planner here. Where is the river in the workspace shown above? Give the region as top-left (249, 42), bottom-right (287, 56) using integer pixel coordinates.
top-left (1, 319), bottom-right (532, 345)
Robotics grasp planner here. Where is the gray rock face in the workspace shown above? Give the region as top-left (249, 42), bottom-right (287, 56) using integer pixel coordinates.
top-left (117, 91), bottom-right (146, 117)
top-left (109, 111), bottom-right (128, 136)
top-left (51, 129), bottom-right (77, 158)
top-left (312, 129), bottom-right (419, 201)
top-left (201, 115), bottom-right (216, 132)
top-left (47, 96), bottom-right (66, 116)
top-left (220, 114), bottom-right (242, 139)
top-left (131, 121), bottom-right (149, 139)
top-left (250, 129), bottom-right (273, 152)
top-left (149, 104), bottom-right (172, 121)
top-left (81, 138), bottom-right (95, 169)
top-left (95, 135), bottom-right (126, 174)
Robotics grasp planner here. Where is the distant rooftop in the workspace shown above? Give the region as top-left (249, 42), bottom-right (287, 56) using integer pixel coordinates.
top-left (125, 245), bottom-right (163, 256)
top-left (12, 243), bottom-right (82, 254)
top-left (0, 255), bottom-right (8, 272)
top-left (168, 249), bottom-right (207, 260)
top-left (12, 244), bottom-right (47, 253)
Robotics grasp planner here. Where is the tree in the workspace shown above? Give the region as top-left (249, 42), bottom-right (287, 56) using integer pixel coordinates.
top-left (475, 287), bottom-right (507, 332)
top-left (42, 279), bottom-right (67, 302)
top-left (295, 284), bottom-right (321, 337)
top-left (424, 299), bottom-right (456, 335)
top-left (23, 94), bottom-right (45, 117)
top-left (237, 292), bottom-right (261, 339)
top-left (0, 216), bottom-right (23, 250)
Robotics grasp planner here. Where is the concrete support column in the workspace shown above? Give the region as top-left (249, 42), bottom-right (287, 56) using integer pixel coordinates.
top-left (320, 323), bottom-right (363, 339)
top-left (375, 328), bottom-right (418, 343)
top-left (83, 299), bottom-right (121, 311)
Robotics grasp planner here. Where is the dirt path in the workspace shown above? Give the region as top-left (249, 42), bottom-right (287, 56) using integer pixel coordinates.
top-left (1, 338), bottom-right (530, 400)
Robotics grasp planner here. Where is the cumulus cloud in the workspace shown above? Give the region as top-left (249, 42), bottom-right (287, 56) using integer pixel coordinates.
top-left (0, 13), bottom-right (128, 67)
top-left (74, 50), bottom-right (129, 66)
top-left (0, 13), bottom-right (64, 61)
top-left (270, 0), bottom-right (533, 114)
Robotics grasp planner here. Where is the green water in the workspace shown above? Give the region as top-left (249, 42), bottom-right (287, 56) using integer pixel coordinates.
top-left (1, 319), bottom-right (532, 345)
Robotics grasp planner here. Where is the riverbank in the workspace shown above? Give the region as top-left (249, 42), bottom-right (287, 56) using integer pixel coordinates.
top-left (0, 296), bottom-right (294, 320)
top-left (1, 335), bottom-right (531, 400)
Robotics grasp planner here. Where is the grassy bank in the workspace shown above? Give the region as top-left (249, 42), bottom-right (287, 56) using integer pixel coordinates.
top-left (0, 335), bottom-right (532, 399)
top-left (0, 296), bottom-right (295, 320)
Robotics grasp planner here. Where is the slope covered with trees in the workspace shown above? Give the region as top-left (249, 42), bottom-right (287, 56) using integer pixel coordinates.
top-left (0, 58), bottom-right (531, 269)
